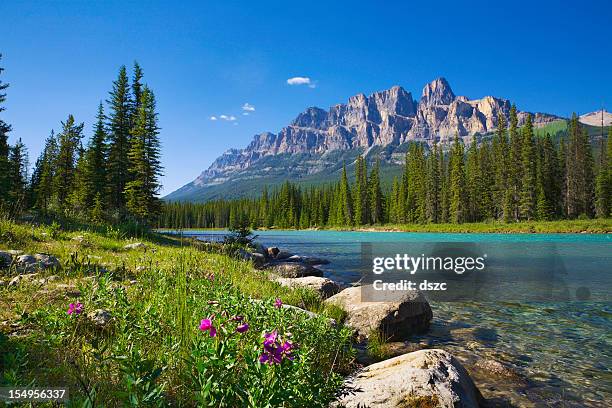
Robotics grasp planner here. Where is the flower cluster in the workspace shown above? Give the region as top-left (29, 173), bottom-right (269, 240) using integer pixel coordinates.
top-left (199, 314), bottom-right (250, 337)
top-left (274, 298), bottom-right (283, 309)
top-left (259, 330), bottom-right (296, 365)
top-left (67, 302), bottom-right (83, 315)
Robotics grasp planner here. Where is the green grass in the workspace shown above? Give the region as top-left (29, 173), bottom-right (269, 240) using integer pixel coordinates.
top-left (0, 219), bottom-right (355, 407)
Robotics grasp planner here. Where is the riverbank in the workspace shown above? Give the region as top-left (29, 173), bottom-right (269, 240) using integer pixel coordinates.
top-left (159, 218), bottom-right (612, 234)
top-left (0, 219), bottom-right (353, 406)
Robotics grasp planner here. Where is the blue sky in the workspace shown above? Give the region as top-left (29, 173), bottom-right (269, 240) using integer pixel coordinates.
top-left (1, 0), bottom-right (611, 195)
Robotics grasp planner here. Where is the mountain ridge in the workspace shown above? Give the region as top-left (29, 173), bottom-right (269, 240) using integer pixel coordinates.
top-left (166, 78), bottom-right (564, 201)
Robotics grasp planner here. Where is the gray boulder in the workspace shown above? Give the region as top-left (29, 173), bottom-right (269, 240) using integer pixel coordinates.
top-left (275, 276), bottom-right (340, 299)
top-left (0, 251), bottom-right (12, 268)
top-left (124, 242), bottom-right (147, 250)
top-left (15, 254), bottom-right (60, 272)
top-left (334, 349), bottom-right (483, 408)
top-left (267, 247), bottom-right (280, 258)
top-left (301, 256), bottom-right (330, 265)
top-left (269, 262), bottom-right (323, 278)
top-left (88, 309), bottom-right (112, 327)
top-left (325, 285), bottom-right (432, 341)
top-left (8, 273), bottom-right (40, 287)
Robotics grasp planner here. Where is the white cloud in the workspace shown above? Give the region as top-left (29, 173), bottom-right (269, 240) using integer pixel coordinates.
top-left (242, 103), bottom-right (255, 112)
top-left (287, 76), bottom-right (313, 86)
top-left (219, 114), bottom-right (237, 121)
top-left (242, 112), bottom-right (249, 116)
top-left (210, 116), bottom-right (217, 121)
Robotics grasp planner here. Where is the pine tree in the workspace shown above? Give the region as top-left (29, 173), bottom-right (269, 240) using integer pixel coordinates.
top-left (595, 129), bottom-right (610, 218)
top-left (449, 135), bottom-right (467, 223)
top-left (519, 114), bottom-right (536, 220)
top-left (368, 159), bottom-right (384, 224)
top-left (425, 143), bottom-right (441, 223)
top-left (338, 164), bottom-right (353, 225)
top-left (0, 54), bottom-right (12, 208)
top-left (53, 115), bottom-right (84, 213)
top-left (492, 113), bottom-right (508, 218)
top-left (125, 88), bottom-right (162, 223)
top-left (7, 138), bottom-right (28, 215)
top-left (32, 131), bottom-right (58, 213)
top-left (507, 105), bottom-right (521, 221)
top-left (106, 66), bottom-right (132, 217)
top-left (353, 155), bottom-right (368, 225)
top-left (566, 113), bottom-right (594, 218)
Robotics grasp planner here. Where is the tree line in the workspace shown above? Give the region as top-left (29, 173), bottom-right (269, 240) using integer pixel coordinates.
top-left (0, 55), bottom-right (163, 225)
top-left (160, 107), bottom-right (611, 229)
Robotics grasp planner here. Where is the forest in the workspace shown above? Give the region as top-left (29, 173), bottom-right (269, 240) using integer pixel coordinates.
top-left (0, 55), bottom-right (163, 227)
top-left (160, 110), bottom-right (612, 229)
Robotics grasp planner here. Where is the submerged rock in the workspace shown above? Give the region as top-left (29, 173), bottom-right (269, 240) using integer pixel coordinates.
top-left (334, 349), bottom-right (483, 408)
top-left (325, 285), bottom-right (432, 341)
top-left (275, 276), bottom-right (340, 298)
top-left (268, 262), bottom-right (323, 278)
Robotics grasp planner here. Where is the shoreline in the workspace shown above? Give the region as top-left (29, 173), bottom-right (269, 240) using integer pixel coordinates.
top-left (158, 218), bottom-right (612, 234)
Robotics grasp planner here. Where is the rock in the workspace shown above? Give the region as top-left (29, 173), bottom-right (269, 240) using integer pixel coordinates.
top-left (124, 242), bottom-right (146, 250)
top-left (6, 250), bottom-right (24, 256)
top-left (0, 251), bottom-right (12, 268)
top-left (238, 249), bottom-right (266, 268)
top-left (16, 254), bottom-right (36, 265)
top-left (34, 254), bottom-right (60, 269)
top-left (38, 275), bottom-right (59, 285)
top-left (252, 242), bottom-right (268, 257)
top-left (267, 247), bottom-right (280, 258)
top-left (285, 255), bottom-right (303, 262)
top-left (301, 256), bottom-right (330, 265)
top-left (275, 276), bottom-right (340, 299)
top-left (281, 304), bottom-right (337, 326)
top-left (87, 309), bottom-right (112, 327)
top-left (474, 359), bottom-right (522, 381)
top-left (268, 262), bottom-right (323, 278)
top-left (275, 251), bottom-right (293, 260)
top-left (8, 273), bottom-right (40, 287)
top-left (334, 349), bottom-right (483, 408)
top-left (324, 285), bottom-right (432, 341)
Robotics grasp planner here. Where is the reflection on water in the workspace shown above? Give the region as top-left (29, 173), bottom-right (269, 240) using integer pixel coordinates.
top-left (183, 230), bottom-right (611, 407)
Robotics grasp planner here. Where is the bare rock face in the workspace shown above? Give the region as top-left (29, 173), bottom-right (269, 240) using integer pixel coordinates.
top-left (334, 349), bottom-right (483, 408)
top-left (325, 285), bottom-right (432, 341)
top-left (275, 276), bottom-right (340, 298)
top-left (268, 262), bottom-right (324, 278)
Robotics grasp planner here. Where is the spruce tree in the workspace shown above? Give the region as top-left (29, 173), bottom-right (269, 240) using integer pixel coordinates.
top-left (33, 131), bottom-right (58, 213)
top-left (425, 143), bottom-right (441, 223)
top-left (368, 159), bottom-right (383, 224)
top-left (594, 130), bottom-right (611, 218)
top-left (338, 164), bottom-right (353, 225)
top-left (53, 115), bottom-right (84, 213)
top-left (106, 66), bottom-right (132, 217)
top-left (7, 138), bottom-right (28, 215)
top-left (492, 113), bottom-right (508, 218)
top-left (519, 114), bottom-right (536, 220)
top-left (449, 135), bottom-right (467, 223)
top-left (353, 155), bottom-right (368, 225)
top-left (0, 54), bottom-right (12, 208)
top-left (566, 113), bottom-right (594, 218)
top-left (507, 105), bottom-right (521, 221)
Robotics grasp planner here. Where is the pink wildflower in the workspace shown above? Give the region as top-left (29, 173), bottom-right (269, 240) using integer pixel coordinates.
top-left (199, 318), bottom-right (217, 337)
top-left (67, 302), bottom-right (83, 315)
top-left (274, 298), bottom-right (282, 309)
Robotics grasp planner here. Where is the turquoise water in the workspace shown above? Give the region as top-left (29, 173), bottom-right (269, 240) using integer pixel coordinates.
top-left (182, 230), bottom-right (611, 407)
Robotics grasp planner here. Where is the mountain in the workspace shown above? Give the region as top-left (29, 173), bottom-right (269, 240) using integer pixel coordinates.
top-left (579, 109), bottom-right (612, 127)
top-left (166, 78), bottom-right (561, 202)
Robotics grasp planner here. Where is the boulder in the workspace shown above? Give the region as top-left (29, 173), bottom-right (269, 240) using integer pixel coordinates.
top-left (8, 273), bottom-right (40, 287)
top-left (124, 242), bottom-right (146, 250)
top-left (275, 251), bottom-right (293, 260)
top-left (14, 254), bottom-right (60, 272)
top-left (275, 276), bottom-right (340, 299)
top-left (6, 250), bottom-right (24, 256)
top-left (325, 285), bottom-right (432, 341)
top-left (267, 247), bottom-right (280, 258)
top-left (334, 349), bottom-right (483, 408)
top-left (301, 256), bottom-right (330, 266)
top-left (269, 262), bottom-right (323, 278)
top-left (34, 254), bottom-right (60, 269)
top-left (88, 309), bottom-right (112, 327)
top-left (0, 251), bottom-right (12, 268)
top-left (237, 249), bottom-right (266, 268)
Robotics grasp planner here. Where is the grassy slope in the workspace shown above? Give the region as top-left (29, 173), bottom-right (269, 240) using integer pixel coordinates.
top-left (0, 220), bottom-right (352, 406)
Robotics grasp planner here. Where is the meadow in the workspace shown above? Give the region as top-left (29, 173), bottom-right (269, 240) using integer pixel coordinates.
top-left (0, 219), bottom-right (353, 407)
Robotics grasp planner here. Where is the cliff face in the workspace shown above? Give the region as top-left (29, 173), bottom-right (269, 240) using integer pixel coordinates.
top-left (168, 78), bottom-right (561, 200)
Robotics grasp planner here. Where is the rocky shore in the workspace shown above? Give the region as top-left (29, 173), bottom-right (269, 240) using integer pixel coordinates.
top-left (239, 242), bottom-right (492, 408)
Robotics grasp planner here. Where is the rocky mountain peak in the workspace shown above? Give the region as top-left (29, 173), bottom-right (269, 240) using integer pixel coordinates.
top-left (420, 77), bottom-right (455, 106)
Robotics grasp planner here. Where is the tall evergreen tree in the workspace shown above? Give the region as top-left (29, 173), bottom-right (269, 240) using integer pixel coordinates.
top-left (7, 138), bottom-right (28, 215)
top-left (425, 143), bottom-right (441, 223)
top-left (566, 113), bottom-right (594, 218)
top-left (337, 164), bottom-right (353, 225)
top-left (595, 129), bottom-right (611, 218)
top-left (449, 135), bottom-right (467, 223)
top-left (106, 66), bottom-right (132, 216)
top-left (32, 131), bottom-right (58, 213)
top-left (353, 155), bottom-right (368, 225)
top-left (53, 115), bottom-right (84, 213)
top-left (0, 54), bottom-right (12, 208)
top-left (519, 114), bottom-right (536, 220)
top-left (368, 159), bottom-right (384, 224)
top-left (506, 105), bottom-right (521, 221)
